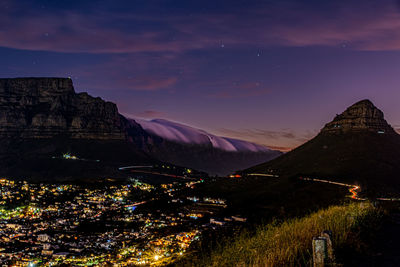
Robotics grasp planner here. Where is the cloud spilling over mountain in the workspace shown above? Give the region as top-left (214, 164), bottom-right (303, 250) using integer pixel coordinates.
top-left (135, 118), bottom-right (271, 153)
top-left (0, 77), bottom-right (281, 178)
top-left (131, 118), bottom-right (282, 176)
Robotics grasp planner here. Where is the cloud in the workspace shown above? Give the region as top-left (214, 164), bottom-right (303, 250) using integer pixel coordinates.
top-left (3, 1), bottom-right (400, 54)
top-left (0, 8), bottom-right (217, 54)
top-left (126, 76), bottom-right (178, 91)
top-left (263, 3), bottom-right (400, 51)
top-left (60, 54), bottom-right (181, 92)
top-left (208, 82), bottom-right (270, 99)
top-left (217, 128), bottom-right (318, 151)
top-left (219, 128), bottom-right (297, 141)
top-left (130, 110), bottom-right (167, 119)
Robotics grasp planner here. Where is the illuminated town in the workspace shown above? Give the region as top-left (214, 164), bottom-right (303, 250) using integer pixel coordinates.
top-left (0, 175), bottom-right (247, 266)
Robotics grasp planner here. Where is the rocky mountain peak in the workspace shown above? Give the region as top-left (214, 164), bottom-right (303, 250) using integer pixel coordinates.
top-left (321, 99), bottom-right (396, 134)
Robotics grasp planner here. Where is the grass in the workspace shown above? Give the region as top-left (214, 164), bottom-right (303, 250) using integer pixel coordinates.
top-left (196, 202), bottom-right (380, 267)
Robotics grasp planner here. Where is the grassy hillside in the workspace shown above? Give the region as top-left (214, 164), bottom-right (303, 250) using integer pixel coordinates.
top-left (193, 202), bottom-right (381, 266)
top-left (188, 176), bottom-right (349, 222)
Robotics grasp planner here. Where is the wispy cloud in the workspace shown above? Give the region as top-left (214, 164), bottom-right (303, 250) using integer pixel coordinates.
top-left (208, 82), bottom-right (270, 99)
top-left (217, 128), bottom-right (318, 151)
top-left (60, 54), bottom-right (181, 92)
top-left (132, 110), bottom-right (167, 119)
top-left (3, 1), bottom-right (400, 54)
top-left (125, 76), bottom-right (178, 91)
top-left (393, 124), bottom-right (400, 134)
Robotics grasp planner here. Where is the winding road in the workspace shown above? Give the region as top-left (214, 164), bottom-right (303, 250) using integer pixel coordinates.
top-left (300, 177), bottom-right (364, 200)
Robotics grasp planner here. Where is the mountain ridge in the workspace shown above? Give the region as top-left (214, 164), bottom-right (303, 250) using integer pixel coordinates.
top-left (244, 99), bottom-right (400, 195)
top-left (0, 77), bottom-right (281, 178)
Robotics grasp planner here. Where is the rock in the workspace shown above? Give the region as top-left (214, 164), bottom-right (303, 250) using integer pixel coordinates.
top-left (0, 78), bottom-right (125, 139)
top-left (321, 99), bottom-right (396, 134)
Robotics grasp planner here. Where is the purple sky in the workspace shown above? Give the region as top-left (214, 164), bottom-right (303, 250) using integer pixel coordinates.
top-left (2, 0), bottom-right (400, 151)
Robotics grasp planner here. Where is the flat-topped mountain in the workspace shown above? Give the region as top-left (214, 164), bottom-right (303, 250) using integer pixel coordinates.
top-left (0, 78), bottom-right (125, 139)
top-left (0, 77), bottom-right (280, 179)
top-left (244, 99), bottom-right (400, 195)
top-left (0, 78), bottom-right (153, 180)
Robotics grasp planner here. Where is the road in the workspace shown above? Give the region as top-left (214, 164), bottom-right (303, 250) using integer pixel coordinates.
top-left (127, 169), bottom-right (198, 180)
top-left (300, 177), bottom-right (364, 200)
top-left (301, 177), bottom-right (400, 201)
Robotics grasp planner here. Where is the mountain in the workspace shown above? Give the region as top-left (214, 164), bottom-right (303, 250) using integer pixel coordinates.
top-left (0, 78), bottom-right (125, 139)
top-left (0, 77), bottom-right (154, 180)
top-left (244, 99), bottom-right (400, 195)
top-left (0, 77), bottom-right (280, 179)
top-left (133, 118), bottom-right (282, 176)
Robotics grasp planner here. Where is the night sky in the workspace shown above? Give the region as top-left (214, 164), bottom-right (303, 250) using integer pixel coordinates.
top-left (2, 0), bottom-right (400, 151)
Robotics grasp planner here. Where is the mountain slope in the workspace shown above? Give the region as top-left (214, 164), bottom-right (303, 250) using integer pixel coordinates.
top-left (133, 118), bottom-right (282, 176)
top-left (0, 78), bottom-right (154, 180)
top-left (244, 100), bottom-right (400, 194)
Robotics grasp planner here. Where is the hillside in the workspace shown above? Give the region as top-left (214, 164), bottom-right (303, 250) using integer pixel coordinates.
top-left (244, 100), bottom-right (400, 195)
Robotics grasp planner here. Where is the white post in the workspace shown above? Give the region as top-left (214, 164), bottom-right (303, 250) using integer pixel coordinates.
top-left (312, 237), bottom-right (327, 267)
top-left (321, 230), bottom-right (334, 262)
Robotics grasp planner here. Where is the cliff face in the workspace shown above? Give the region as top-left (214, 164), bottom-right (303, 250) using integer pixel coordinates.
top-left (0, 78), bottom-right (154, 181)
top-left (0, 78), bottom-right (125, 139)
top-left (321, 99), bottom-right (396, 134)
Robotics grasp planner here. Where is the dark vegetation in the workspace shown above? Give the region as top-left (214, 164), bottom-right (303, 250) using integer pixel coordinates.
top-left (190, 176), bottom-right (349, 222)
top-left (0, 137), bottom-right (153, 181)
top-left (245, 131), bottom-right (400, 196)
